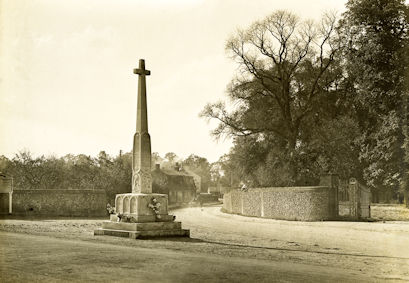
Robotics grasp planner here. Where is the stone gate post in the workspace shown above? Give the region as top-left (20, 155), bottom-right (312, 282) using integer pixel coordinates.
top-left (319, 174), bottom-right (339, 218)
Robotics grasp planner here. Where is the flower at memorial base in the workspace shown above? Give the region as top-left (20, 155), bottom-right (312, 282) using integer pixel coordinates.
top-left (106, 203), bottom-right (116, 214)
top-left (116, 213), bottom-right (123, 222)
top-left (148, 197), bottom-right (162, 220)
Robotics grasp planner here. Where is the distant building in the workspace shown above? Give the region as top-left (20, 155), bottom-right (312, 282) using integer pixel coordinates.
top-left (207, 185), bottom-right (233, 196)
top-left (151, 164), bottom-right (196, 205)
top-left (183, 167), bottom-right (202, 193)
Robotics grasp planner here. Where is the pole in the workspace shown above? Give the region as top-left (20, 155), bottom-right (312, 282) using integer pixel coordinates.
top-left (9, 177), bottom-right (13, 214)
top-left (9, 192), bottom-right (12, 214)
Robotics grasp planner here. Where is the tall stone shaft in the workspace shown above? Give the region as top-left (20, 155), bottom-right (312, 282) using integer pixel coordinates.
top-left (136, 59), bottom-right (149, 133)
top-left (131, 59), bottom-right (152, 194)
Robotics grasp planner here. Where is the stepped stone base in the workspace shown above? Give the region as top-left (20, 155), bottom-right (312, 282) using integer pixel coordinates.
top-left (108, 213), bottom-right (176, 223)
top-left (94, 221), bottom-right (190, 239)
top-left (94, 193), bottom-right (189, 239)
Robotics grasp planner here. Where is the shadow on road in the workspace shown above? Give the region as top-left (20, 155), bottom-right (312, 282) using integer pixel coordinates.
top-left (145, 237), bottom-right (206, 243)
top-left (147, 235), bottom-right (409, 260)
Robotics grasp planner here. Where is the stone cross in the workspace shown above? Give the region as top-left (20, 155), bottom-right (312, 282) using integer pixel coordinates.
top-left (131, 59), bottom-right (152, 194)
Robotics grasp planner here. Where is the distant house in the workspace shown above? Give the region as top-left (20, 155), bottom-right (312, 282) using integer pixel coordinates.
top-left (183, 167), bottom-right (202, 193)
top-left (207, 185), bottom-right (233, 196)
top-left (151, 164), bottom-right (196, 205)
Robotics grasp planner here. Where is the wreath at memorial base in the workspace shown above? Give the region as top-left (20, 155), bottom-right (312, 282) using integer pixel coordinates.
top-left (148, 197), bottom-right (161, 220)
top-left (116, 213), bottom-right (137, 223)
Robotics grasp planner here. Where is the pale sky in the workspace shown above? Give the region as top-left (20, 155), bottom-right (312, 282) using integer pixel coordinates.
top-left (0, 0), bottom-right (347, 162)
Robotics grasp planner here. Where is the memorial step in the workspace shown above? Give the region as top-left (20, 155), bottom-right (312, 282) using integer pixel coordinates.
top-left (109, 213), bottom-right (175, 223)
top-left (94, 228), bottom-right (190, 239)
top-left (102, 221), bottom-right (182, 231)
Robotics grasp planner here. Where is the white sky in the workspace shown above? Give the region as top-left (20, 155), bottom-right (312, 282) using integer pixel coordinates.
top-left (0, 0), bottom-right (347, 162)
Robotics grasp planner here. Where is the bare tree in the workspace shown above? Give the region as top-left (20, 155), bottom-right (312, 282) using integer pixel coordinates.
top-left (201, 10), bottom-right (341, 182)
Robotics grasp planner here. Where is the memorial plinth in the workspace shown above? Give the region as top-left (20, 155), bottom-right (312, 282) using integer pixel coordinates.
top-left (94, 59), bottom-right (189, 239)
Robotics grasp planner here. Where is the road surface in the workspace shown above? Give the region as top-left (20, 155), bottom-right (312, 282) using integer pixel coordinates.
top-left (0, 205), bottom-right (408, 282)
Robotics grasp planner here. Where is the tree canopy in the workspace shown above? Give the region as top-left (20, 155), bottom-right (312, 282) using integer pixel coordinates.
top-left (339, 0), bottom-right (409, 194)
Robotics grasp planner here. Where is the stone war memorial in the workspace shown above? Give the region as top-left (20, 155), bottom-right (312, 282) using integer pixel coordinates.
top-left (94, 59), bottom-right (189, 239)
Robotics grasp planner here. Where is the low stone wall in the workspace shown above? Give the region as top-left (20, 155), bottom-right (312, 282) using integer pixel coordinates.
top-left (223, 186), bottom-right (337, 221)
top-left (0, 189), bottom-right (107, 217)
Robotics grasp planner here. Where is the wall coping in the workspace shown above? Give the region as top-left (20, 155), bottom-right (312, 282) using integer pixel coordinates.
top-left (236, 186), bottom-right (330, 193)
top-left (12, 189), bottom-right (106, 193)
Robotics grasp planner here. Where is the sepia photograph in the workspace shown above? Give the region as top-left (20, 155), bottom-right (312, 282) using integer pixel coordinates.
top-left (0, 0), bottom-right (408, 282)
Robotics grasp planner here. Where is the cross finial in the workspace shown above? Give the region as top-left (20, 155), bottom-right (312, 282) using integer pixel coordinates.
top-left (133, 59), bottom-right (151, 76)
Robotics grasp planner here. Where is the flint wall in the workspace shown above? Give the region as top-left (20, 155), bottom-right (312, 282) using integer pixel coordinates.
top-left (223, 186), bottom-right (337, 221)
top-left (0, 189), bottom-right (107, 217)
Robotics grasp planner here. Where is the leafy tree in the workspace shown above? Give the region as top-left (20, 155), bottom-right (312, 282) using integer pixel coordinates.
top-left (3, 151), bottom-right (66, 190)
top-left (105, 151), bottom-right (132, 203)
top-left (182, 154), bottom-right (211, 189)
top-left (8, 151), bottom-right (47, 189)
top-left (40, 155), bottom-right (66, 190)
top-left (215, 154), bottom-right (241, 187)
top-left (209, 162), bottom-right (222, 185)
top-left (402, 36), bottom-right (409, 207)
top-left (164, 152), bottom-right (178, 164)
top-left (0, 155), bottom-right (10, 173)
top-left (63, 154), bottom-right (98, 190)
top-left (159, 152), bottom-right (180, 171)
top-left (339, 0), bottom-right (409, 199)
top-left (403, 93), bottom-right (409, 206)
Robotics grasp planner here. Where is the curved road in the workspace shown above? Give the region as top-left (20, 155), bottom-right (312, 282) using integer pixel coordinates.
top-left (174, 205), bottom-right (409, 258)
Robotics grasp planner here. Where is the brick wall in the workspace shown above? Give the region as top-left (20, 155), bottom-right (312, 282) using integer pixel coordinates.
top-left (223, 186), bottom-right (337, 221)
top-left (0, 189), bottom-right (107, 217)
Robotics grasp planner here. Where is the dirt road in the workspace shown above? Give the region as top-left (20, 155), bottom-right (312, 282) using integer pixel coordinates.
top-left (176, 206), bottom-right (409, 258)
top-left (0, 205), bottom-right (408, 282)
top-left (0, 231), bottom-right (378, 282)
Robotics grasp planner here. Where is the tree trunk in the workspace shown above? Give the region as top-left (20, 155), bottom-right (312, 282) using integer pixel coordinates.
top-left (288, 137), bottom-right (298, 186)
